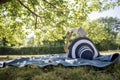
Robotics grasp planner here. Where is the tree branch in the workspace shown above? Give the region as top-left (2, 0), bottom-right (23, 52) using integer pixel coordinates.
top-left (0, 0), bottom-right (11, 5)
top-left (17, 0), bottom-right (41, 17)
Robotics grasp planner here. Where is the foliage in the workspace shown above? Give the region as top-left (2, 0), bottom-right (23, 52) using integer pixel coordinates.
top-left (0, 0), bottom-right (120, 46)
top-left (82, 17), bottom-right (120, 50)
top-left (116, 33), bottom-right (120, 44)
top-left (97, 17), bottom-right (120, 34)
top-left (0, 0), bottom-right (25, 46)
top-left (83, 21), bottom-right (113, 50)
top-left (96, 17), bottom-right (120, 50)
top-left (0, 62), bottom-right (120, 80)
top-left (116, 33), bottom-right (120, 49)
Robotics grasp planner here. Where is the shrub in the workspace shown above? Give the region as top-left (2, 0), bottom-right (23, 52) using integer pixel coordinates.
top-left (0, 46), bottom-right (65, 55)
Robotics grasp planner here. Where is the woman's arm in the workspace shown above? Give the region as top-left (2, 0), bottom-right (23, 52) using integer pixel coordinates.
top-left (64, 31), bottom-right (73, 54)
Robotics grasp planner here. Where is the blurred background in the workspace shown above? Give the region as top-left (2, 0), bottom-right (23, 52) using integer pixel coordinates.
top-left (0, 0), bottom-right (120, 55)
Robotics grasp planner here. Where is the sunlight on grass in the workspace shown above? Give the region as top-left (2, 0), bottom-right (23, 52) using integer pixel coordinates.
top-left (100, 50), bottom-right (120, 55)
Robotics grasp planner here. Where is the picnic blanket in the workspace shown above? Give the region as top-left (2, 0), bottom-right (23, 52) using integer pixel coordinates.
top-left (0, 53), bottom-right (119, 68)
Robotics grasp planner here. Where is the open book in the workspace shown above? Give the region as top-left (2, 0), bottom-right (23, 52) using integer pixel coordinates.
top-left (72, 27), bottom-right (87, 37)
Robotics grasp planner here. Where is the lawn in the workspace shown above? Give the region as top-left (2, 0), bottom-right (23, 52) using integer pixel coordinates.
top-left (0, 63), bottom-right (120, 80)
top-left (0, 50), bottom-right (120, 80)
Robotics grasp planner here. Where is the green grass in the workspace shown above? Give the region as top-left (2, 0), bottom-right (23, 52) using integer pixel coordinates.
top-left (0, 62), bottom-right (120, 80)
top-left (0, 49), bottom-right (120, 80)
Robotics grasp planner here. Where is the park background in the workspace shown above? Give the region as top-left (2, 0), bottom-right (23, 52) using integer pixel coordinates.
top-left (0, 0), bottom-right (120, 80)
top-left (0, 0), bottom-right (120, 55)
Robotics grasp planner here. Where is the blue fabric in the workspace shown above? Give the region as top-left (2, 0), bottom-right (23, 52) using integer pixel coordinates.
top-left (0, 53), bottom-right (119, 68)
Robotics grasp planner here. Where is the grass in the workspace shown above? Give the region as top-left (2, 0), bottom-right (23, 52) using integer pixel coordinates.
top-left (0, 50), bottom-right (120, 80)
top-left (0, 62), bottom-right (120, 80)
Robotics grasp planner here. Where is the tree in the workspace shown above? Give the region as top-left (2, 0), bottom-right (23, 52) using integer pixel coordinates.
top-left (83, 21), bottom-right (113, 43)
top-left (0, 0), bottom-right (120, 46)
top-left (98, 17), bottom-right (120, 34)
top-left (83, 17), bottom-right (120, 50)
top-left (97, 17), bottom-right (120, 50)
